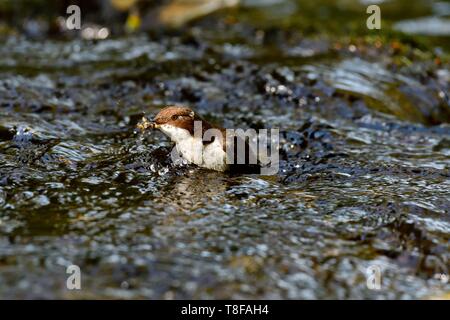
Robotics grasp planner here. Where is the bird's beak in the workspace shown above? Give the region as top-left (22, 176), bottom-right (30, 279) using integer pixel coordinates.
top-left (136, 116), bottom-right (159, 132)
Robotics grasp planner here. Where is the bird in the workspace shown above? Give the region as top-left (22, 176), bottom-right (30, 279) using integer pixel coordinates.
top-left (138, 105), bottom-right (261, 173)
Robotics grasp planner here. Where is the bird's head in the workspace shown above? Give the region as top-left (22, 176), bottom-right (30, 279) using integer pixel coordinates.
top-left (153, 106), bottom-right (195, 128)
top-left (152, 106), bottom-right (208, 143)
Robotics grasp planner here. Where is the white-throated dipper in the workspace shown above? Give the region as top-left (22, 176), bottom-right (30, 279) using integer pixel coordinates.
top-left (137, 106), bottom-right (262, 173)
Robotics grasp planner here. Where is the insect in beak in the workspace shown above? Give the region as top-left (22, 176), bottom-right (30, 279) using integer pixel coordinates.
top-left (136, 116), bottom-right (158, 132)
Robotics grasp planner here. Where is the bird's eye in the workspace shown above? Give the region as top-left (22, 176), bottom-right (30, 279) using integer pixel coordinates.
top-left (171, 115), bottom-right (179, 121)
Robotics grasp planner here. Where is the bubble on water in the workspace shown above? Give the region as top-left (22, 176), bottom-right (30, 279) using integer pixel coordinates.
top-left (158, 167), bottom-right (169, 176)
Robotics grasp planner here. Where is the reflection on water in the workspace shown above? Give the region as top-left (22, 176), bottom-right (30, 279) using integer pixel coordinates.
top-left (303, 58), bottom-right (449, 124)
top-left (394, 17), bottom-right (450, 36)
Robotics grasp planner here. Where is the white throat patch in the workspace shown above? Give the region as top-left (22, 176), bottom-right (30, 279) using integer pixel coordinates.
top-left (159, 124), bottom-right (192, 144)
top-left (159, 124), bottom-right (227, 171)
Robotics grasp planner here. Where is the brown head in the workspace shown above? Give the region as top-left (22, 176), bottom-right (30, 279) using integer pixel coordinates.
top-left (152, 105), bottom-right (213, 135)
top-left (153, 106), bottom-right (195, 133)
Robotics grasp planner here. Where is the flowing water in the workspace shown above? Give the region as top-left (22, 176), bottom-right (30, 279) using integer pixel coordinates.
top-left (0, 0), bottom-right (449, 299)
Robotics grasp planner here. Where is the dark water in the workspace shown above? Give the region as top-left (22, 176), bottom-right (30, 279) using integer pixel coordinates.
top-left (0, 0), bottom-right (449, 299)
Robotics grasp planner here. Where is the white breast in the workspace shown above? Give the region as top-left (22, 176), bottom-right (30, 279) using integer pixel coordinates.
top-left (159, 124), bottom-right (228, 171)
top-left (202, 137), bottom-right (228, 171)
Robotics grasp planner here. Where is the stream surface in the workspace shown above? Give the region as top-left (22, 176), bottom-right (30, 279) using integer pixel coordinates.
top-left (0, 0), bottom-right (449, 299)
